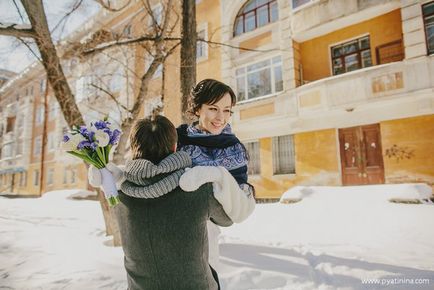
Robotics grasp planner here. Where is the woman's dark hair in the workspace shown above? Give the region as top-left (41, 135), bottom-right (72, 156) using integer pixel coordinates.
top-left (190, 79), bottom-right (237, 115)
top-left (129, 115), bottom-right (177, 164)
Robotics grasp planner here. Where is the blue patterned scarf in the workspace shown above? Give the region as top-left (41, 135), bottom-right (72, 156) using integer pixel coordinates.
top-left (176, 123), bottom-right (248, 185)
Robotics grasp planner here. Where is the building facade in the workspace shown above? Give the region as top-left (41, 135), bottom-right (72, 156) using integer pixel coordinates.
top-left (1, 0), bottom-right (433, 199)
top-left (218, 0), bottom-right (434, 197)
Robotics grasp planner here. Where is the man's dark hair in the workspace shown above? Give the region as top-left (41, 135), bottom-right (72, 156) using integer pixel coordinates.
top-left (190, 79), bottom-right (237, 115)
top-left (129, 115), bottom-right (177, 164)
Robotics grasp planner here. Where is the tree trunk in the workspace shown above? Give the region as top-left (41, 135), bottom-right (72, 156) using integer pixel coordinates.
top-left (180, 0), bottom-right (197, 123)
top-left (20, 0), bottom-right (121, 244)
top-left (21, 0), bottom-right (84, 127)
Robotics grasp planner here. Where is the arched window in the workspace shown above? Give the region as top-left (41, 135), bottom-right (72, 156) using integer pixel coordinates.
top-left (234, 0), bottom-right (278, 37)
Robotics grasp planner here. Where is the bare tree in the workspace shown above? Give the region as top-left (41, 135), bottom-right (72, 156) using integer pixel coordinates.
top-left (180, 0), bottom-right (196, 122)
top-left (0, 0), bottom-right (182, 246)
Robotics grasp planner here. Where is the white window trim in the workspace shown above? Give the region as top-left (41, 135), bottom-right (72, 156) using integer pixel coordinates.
top-left (291, 0), bottom-right (320, 12)
top-left (235, 54), bottom-right (283, 103)
top-left (197, 22), bottom-right (209, 62)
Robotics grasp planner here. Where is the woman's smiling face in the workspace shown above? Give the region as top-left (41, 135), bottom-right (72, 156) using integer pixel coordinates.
top-left (196, 93), bottom-right (232, 135)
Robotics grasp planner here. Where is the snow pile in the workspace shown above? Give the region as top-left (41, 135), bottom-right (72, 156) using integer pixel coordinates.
top-left (280, 183), bottom-right (433, 202)
top-left (1, 184), bottom-right (434, 290)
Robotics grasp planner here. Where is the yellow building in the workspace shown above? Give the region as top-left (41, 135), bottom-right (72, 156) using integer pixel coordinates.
top-left (218, 0), bottom-right (434, 198)
top-left (1, 0), bottom-right (433, 199)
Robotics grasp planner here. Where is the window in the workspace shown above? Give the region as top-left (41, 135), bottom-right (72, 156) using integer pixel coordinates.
top-left (19, 172), bottom-right (27, 187)
top-left (40, 79), bottom-right (46, 93)
top-left (234, 0), bottom-right (278, 36)
top-left (48, 132), bottom-right (56, 151)
top-left (49, 102), bottom-right (58, 120)
top-left (244, 141), bottom-right (261, 175)
top-left (36, 106), bottom-right (44, 125)
top-left (26, 86), bottom-right (34, 96)
top-left (75, 75), bottom-right (98, 102)
top-left (6, 116), bottom-right (15, 133)
top-left (33, 170), bottom-right (40, 186)
top-left (2, 143), bottom-right (13, 159)
top-left (292, 0), bottom-right (314, 9)
top-left (70, 169), bottom-right (76, 184)
top-left (236, 56), bottom-right (283, 101)
top-left (331, 36), bottom-right (372, 75)
top-left (47, 168), bottom-right (54, 186)
top-left (423, 1), bottom-right (434, 55)
top-left (16, 139), bottom-right (23, 155)
top-left (34, 136), bottom-right (42, 156)
top-left (197, 26), bottom-right (208, 60)
top-left (272, 134), bottom-right (295, 174)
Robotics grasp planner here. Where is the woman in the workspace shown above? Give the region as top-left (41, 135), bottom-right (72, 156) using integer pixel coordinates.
top-left (176, 79), bottom-right (255, 276)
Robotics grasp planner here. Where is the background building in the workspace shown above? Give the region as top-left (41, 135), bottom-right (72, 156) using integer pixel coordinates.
top-left (1, 0), bottom-right (433, 199)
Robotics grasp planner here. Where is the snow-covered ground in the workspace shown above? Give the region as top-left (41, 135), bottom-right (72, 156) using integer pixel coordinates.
top-left (1, 184), bottom-right (433, 290)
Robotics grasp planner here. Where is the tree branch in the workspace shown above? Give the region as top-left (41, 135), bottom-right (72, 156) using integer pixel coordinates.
top-left (95, 0), bottom-right (131, 12)
top-left (90, 83), bottom-right (131, 112)
top-left (0, 23), bottom-right (36, 38)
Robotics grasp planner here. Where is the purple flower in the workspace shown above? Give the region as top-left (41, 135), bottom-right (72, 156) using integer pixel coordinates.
top-left (109, 129), bottom-right (121, 145)
top-left (63, 135), bottom-right (70, 142)
top-left (94, 120), bottom-right (110, 130)
top-left (77, 140), bottom-right (98, 151)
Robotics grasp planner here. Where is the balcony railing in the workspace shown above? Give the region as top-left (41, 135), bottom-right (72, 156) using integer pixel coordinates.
top-left (295, 56), bottom-right (433, 112)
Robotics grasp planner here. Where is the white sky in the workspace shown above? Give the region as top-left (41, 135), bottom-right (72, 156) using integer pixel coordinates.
top-left (0, 0), bottom-right (100, 73)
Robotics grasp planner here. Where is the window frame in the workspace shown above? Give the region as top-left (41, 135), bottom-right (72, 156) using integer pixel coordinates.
top-left (34, 136), bottom-right (42, 156)
top-left (33, 170), bottom-right (40, 186)
top-left (272, 134), bottom-right (296, 175)
top-left (47, 132), bottom-right (56, 152)
top-left (196, 22), bottom-right (209, 62)
top-left (47, 168), bottom-right (54, 186)
top-left (329, 35), bottom-right (372, 76)
top-left (235, 55), bottom-right (283, 102)
top-left (422, 1), bottom-right (434, 55)
top-left (233, 0), bottom-right (278, 37)
top-left (244, 141), bottom-right (261, 175)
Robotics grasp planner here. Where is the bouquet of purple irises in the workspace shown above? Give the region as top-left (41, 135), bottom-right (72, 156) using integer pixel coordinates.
top-left (62, 118), bottom-right (121, 206)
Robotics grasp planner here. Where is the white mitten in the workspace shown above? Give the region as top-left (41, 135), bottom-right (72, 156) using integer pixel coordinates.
top-left (211, 167), bottom-right (256, 223)
top-left (180, 166), bottom-right (255, 223)
top-left (88, 162), bottom-right (124, 188)
top-left (179, 166), bottom-right (222, 191)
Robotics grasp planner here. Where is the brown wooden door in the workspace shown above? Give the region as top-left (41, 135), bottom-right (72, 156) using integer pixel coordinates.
top-left (338, 124), bottom-right (385, 185)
